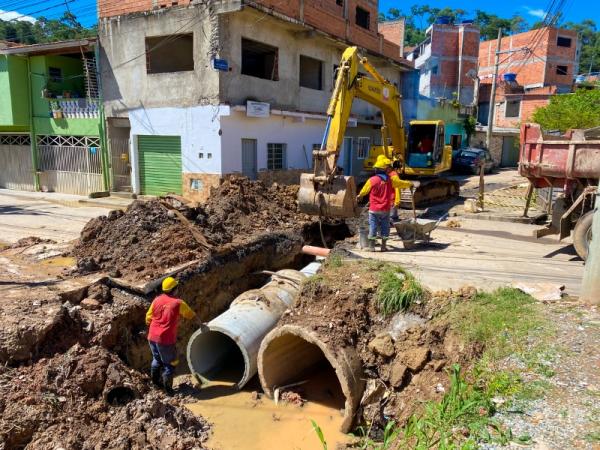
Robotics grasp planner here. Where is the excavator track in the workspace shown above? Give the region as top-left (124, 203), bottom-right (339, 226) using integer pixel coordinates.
top-left (399, 178), bottom-right (459, 208)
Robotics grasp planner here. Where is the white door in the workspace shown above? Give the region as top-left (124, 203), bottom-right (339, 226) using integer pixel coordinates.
top-left (241, 138), bottom-right (257, 179)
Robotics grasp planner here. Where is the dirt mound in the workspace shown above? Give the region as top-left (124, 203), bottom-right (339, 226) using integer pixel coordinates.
top-left (73, 200), bottom-right (210, 280)
top-left (280, 258), bottom-right (480, 430)
top-left (72, 176), bottom-right (312, 281)
top-left (196, 177), bottom-right (309, 245)
top-left (0, 345), bottom-right (210, 449)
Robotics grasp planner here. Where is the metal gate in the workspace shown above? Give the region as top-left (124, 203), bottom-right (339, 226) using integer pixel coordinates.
top-left (0, 134), bottom-right (35, 191)
top-left (37, 135), bottom-right (103, 195)
top-left (137, 135), bottom-right (182, 196)
top-left (109, 138), bottom-right (131, 192)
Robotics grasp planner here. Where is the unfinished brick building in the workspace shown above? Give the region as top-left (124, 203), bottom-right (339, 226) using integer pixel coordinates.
top-left (98, 0), bottom-right (412, 201)
top-left (476, 27), bottom-right (580, 166)
top-left (406, 20), bottom-right (480, 105)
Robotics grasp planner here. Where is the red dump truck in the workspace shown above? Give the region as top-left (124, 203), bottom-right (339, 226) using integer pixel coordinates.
top-left (519, 123), bottom-right (600, 260)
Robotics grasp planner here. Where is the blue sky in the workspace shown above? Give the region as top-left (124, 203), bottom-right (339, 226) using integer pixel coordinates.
top-left (378, 0), bottom-right (595, 25)
top-left (0, 0), bottom-right (595, 29)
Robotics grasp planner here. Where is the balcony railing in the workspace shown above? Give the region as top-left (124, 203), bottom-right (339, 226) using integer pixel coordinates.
top-left (48, 98), bottom-right (100, 119)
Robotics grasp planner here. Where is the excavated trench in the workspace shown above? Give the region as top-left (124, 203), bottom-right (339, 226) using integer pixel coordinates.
top-left (117, 224), bottom-right (349, 373)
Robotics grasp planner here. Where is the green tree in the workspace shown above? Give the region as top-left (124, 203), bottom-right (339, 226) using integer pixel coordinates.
top-left (532, 89), bottom-right (600, 132)
top-left (564, 19), bottom-right (599, 73)
top-left (0, 13), bottom-right (95, 45)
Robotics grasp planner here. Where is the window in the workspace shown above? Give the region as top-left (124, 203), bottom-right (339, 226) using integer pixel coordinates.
top-left (505, 100), bottom-right (521, 118)
top-left (48, 67), bottom-right (62, 82)
top-left (355, 6), bottom-right (370, 29)
top-left (357, 137), bottom-right (370, 159)
top-left (556, 65), bottom-right (568, 75)
top-left (145, 33), bottom-right (194, 74)
top-left (336, 0), bottom-right (343, 5)
top-left (242, 38), bottom-right (278, 81)
top-left (431, 64), bottom-right (439, 75)
top-left (267, 143), bottom-right (286, 170)
top-left (299, 55), bottom-right (323, 90)
top-left (557, 36), bottom-right (572, 48)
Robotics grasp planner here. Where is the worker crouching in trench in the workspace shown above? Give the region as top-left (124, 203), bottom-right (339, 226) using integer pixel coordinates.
top-left (146, 277), bottom-right (196, 395)
top-left (357, 155), bottom-right (417, 251)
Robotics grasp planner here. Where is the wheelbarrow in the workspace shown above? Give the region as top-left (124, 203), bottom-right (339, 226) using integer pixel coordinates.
top-left (393, 217), bottom-right (443, 249)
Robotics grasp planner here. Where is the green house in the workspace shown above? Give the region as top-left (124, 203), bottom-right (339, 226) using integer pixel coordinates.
top-left (0, 39), bottom-right (109, 194)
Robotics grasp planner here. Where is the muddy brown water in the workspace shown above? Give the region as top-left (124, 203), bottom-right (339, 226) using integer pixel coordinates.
top-left (186, 368), bottom-right (350, 450)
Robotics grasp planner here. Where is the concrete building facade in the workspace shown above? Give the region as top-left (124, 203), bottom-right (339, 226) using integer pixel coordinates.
top-left (99, 0), bottom-right (413, 201)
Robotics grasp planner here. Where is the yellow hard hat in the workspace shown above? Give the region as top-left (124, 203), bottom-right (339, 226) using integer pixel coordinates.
top-left (373, 155), bottom-right (392, 169)
top-left (162, 276), bottom-right (178, 292)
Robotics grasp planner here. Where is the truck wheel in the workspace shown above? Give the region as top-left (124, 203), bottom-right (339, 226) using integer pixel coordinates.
top-left (573, 211), bottom-right (593, 261)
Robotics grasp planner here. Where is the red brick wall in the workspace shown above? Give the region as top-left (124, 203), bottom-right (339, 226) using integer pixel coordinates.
top-left (378, 19), bottom-right (404, 56)
top-left (492, 85), bottom-right (555, 128)
top-left (479, 27), bottom-right (578, 87)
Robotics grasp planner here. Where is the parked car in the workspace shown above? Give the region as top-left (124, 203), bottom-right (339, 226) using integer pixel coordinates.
top-left (452, 148), bottom-right (495, 174)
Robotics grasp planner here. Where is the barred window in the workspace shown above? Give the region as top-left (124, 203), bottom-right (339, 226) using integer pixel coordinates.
top-left (357, 137), bottom-right (370, 159)
top-left (0, 134), bottom-right (31, 145)
top-left (267, 143), bottom-right (286, 170)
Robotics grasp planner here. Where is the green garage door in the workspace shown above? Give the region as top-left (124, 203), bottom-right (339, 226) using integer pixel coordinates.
top-left (138, 135), bottom-right (182, 195)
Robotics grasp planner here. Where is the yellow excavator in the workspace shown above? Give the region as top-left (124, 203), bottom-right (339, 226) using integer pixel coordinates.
top-left (298, 46), bottom-right (458, 218)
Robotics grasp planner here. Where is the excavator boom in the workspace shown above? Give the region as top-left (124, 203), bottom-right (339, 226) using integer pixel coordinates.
top-left (298, 47), bottom-right (405, 218)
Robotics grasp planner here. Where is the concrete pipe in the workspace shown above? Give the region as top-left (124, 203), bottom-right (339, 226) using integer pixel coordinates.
top-left (258, 324), bottom-right (365, 433)
top-left (186, 262), bottom-right (320, 389)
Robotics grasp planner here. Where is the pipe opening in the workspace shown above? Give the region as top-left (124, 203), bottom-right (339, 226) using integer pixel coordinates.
top-left (105, 386), bottom-right (136, 406)
top-left (188, 330), bottom-right (246, 385)
top-left (261, 334), bottom-right (345, 411)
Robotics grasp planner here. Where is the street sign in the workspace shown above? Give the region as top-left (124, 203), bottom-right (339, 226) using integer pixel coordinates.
top-left (212, 58), bottom-right (229, 71)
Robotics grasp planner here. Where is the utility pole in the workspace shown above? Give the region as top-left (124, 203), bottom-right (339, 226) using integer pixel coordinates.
top-left (581, 187), bottom-right (600, 305)
top-left (486, 28), bottom-right (502, 150)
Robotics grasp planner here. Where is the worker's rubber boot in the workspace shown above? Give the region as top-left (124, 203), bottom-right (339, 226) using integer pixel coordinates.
top-left (150, 367), bottom-right (162, 388)
top-left (381, 239), bottom-right (388, 252)
top-left (162, 373), bottom-right (175, 396)
top-left (368, 238), bottom-right (376, 251)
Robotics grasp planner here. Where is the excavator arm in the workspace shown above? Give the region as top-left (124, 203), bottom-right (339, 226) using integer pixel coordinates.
top-left (298, 47), bottom-right (406, 218)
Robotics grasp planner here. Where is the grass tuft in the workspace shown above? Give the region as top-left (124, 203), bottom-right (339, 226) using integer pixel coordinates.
top-left (376, 266), bottom-right (423, 316)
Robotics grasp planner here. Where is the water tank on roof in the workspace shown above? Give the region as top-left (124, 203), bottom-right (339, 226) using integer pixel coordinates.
top-left (435, 16), bottom-right (452, 25)
top-left (461, 19), bottom-right (474, 24)
top-left (503, 73), bottom-right (517, 83)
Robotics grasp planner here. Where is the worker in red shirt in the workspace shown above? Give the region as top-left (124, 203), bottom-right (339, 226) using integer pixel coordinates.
top-left (146, 276), bottom-right (196, 395)
top-left (418, 135), bottom-right (434, 153)
top-left (357, 155), bottom-right (414, 251)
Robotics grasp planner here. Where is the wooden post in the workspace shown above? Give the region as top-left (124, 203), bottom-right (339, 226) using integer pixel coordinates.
top-left (477, 162), bottom-right (485, 210)
top-left (581, 187), bottom-right (600, 305)
top-left (523, 182), bottom-right (534, 217)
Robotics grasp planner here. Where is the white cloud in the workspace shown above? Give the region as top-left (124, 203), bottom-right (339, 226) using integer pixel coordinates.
top-left (524, 6), bottom-right (547, 19)
top-left (0, 9), bottom-right (37, 23)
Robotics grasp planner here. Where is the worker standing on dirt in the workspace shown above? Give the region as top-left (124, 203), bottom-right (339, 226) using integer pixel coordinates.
top-left (146, 276), bottom-right (196, 395)
top-left (357, 155), bottom-right (414, 251)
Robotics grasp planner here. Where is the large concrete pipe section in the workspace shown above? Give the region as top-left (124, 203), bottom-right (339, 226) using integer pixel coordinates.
top-left (258, 325), bottom-right (365, 433)
top-left (186, 262), bottom-right (320, 389)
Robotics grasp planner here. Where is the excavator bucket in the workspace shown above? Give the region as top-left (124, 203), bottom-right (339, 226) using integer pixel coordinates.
top-left (297, 173), bottom-right (359, 218)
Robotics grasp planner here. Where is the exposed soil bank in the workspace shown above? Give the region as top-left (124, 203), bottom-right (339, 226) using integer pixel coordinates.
top-left (0, 345), bottom-right (210, 449)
